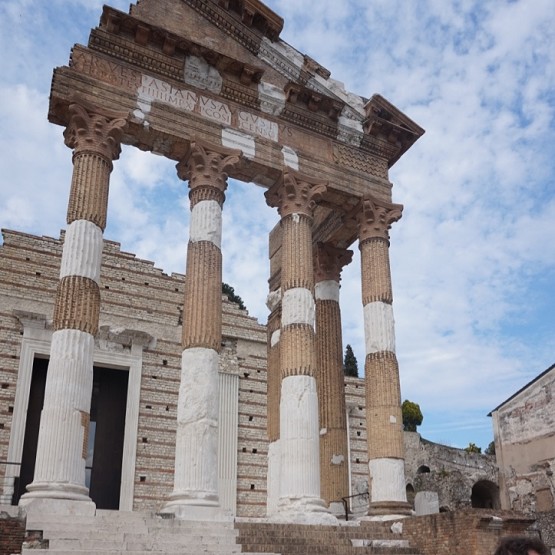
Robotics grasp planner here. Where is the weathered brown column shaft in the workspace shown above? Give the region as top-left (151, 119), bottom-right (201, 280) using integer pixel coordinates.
top-left (357, 195), bottom-right (410, 516)
top-left (266, 305), bottom-right (281, 443)
top-left (22, 102), bottom-right (126, 504)
top-left (314, 243), bottom-right (352, 509)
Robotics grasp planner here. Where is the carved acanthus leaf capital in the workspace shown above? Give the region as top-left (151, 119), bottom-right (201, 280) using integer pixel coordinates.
top-left (177, 141), bottom-right (241, 206)
top-left (63, 103), bottom-right (127, 163)
top-left (357, 196), bottom-right (403, 242)
top-left (313, 243), bottom-right (353, 283)
top-left (265, 171), bottom-right (327, 219)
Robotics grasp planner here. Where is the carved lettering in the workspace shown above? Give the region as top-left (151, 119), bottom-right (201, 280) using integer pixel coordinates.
top-left (238, 111), bottom-right (278, 141)
top-left (72, 48), bottom-right (141, 90)
top-left (198, 97), bottom-right (232, 125)
top-left (139, 76), bottom-right (197, 111)
top-left (184, 55), bottom-right (223, 94)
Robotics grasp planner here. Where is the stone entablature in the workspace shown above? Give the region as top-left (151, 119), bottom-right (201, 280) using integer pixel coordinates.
top-left (49, 0), bottom-right (423, 254)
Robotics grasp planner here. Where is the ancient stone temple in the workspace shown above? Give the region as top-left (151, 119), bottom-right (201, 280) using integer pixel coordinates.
top-left (25, 0), bottom-right (552, 553)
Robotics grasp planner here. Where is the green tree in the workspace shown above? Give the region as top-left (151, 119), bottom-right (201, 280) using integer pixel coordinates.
top-left (464, 442), bottom-right (482, 454)
top-left (402, 399), bottom-right (423, 432)
top-left (343, 344), bottom-right (359, 377)
top-left (222, 282), bottom-right (246, 310)
top-left (485, 441), bottom-right (496, 456)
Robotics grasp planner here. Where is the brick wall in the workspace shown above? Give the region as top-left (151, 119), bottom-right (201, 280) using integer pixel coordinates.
top-left (402, 509), bottom-right (535, 555)
top-left (0, 229), bottom-right (376, 518)
top-left (0, 511), bottom-right (24, 555)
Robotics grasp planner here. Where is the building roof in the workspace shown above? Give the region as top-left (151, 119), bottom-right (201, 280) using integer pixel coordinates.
top-left (488, 363), bottom-right (555, 416)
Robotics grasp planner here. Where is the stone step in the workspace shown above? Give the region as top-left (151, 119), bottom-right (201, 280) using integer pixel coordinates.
top-left (22, 551), bottom-right (258, 555)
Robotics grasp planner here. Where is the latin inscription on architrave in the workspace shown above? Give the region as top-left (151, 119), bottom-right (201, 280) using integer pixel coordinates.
top-left (199, 97), bottom-right (232, 125)
top-left (140, 76), bottom-right (197, 111)
top-left (238, 112), bottom-right (278, 141)
top-left (72, 48), bottom-right (277, 141)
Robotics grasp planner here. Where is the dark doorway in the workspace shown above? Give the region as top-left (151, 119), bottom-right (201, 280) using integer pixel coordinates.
top-left (471, 480), bottom-right (500, 509)
top-left (16, 358), bottom-right (48, 504)
top-left (17, 360), bottom-right (128, 510)
top-left (88, 366), bottom-right (128, 509)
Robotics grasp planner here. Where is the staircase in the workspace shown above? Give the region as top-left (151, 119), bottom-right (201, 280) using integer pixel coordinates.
top-left (20, 511), bottom-right (422, 554)
top-left (21, 510), bottom-right (260, 555)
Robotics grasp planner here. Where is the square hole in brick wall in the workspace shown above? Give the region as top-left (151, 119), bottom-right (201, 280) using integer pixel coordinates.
top-left (252, 448), bottom-right (257, 454)
top-left (250, 484), bottom-right (255, 490)
top-left (248, 416), bottom-right (253, 421)
top-left (140, 476), bottom-right (146, 482)
top-left (242, 447), bottom-right (246, 453)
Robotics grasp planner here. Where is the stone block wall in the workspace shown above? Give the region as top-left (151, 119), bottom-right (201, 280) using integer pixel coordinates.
top-left (534, 510), bottom-right (555, 550)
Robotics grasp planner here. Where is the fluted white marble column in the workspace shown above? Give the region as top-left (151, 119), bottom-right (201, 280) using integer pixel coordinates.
top-left (21, 103), bottom-right (126, 509)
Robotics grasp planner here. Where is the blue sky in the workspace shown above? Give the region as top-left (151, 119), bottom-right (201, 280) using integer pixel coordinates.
top-left (1, 0), bottom-right (554, 451)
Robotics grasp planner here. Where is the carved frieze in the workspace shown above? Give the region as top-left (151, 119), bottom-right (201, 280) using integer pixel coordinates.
top-left (333, 144), bottom-right (388, 180)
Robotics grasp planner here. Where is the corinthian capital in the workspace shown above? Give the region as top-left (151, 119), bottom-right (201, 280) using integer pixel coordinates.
top-left (357, 195), bottom-right (403, 242)
top-left (313, 243), bottom-right (353, 283)
top-left (63, 103), bottom-right (127, 162)
top-left (265, 171), bottom-right (327, 219)
top-left (177, 141), bottom-right (240, 206)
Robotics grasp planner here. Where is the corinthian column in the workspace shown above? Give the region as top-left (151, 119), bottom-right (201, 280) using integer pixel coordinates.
top-left (265, 172), bottom-right (335, 524)
top-left (357, 195), bottom-right (411, 517)
top-left (314, 242), bottom-right (352, 515)
top-left (21, 103), bottom-right (126, 508)
top-left (163, 141), bottom-right (240, 520)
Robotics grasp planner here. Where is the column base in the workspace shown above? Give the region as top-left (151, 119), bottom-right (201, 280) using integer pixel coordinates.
top-left (20, 481), bottom-right (91, 504)
top-left (271, 496), bottom-right (338, 525)
top-left (161, 496), bottom-right (231, 521)
top-left (329, 500), bottom-right (348, 519)
top-left (19, 496), bottom-right (96, 519)
top-left (361, 500), bottom-right (412, 521)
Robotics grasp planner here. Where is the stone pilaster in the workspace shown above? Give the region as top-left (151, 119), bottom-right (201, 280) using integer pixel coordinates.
top-left (21, 103), bottom-right (126, 508)
top-left (265, 172), bottom-right (335, 523)
top-left (164, 141), bottom-right (240, 519)
top-left (265, 290), bottom-right (281, 516)
top-left (357, 195), bottom-right (411, 517)
top-left (314, 242), bottom-right (352, 514)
